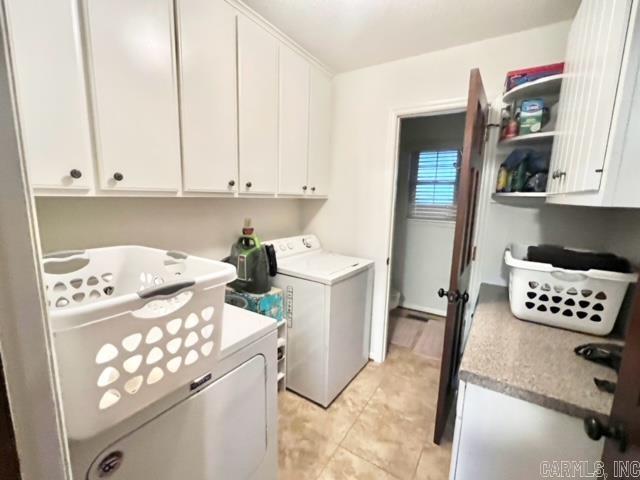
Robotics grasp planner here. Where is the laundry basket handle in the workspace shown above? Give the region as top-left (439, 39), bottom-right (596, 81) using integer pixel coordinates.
top-left (43, 250), bottom-right (88, 262)
top-left (551, 270), bottom-right (588, 282)
top-left (138, 280), bottom-right (195, 299)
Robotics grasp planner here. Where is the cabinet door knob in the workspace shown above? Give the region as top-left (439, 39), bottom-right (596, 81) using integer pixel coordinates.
top-left (311, 186), bottom-right (316, 192)
top-left (113, 172), bottom-right (124, 182)
top-left (246, 181), bottom-right (252, 188)
top-left (302, 185), bottom-right (308, 191)
top-left (584, 417), bottom-right (627, 452)
top-left (228, 179), bottom-right (235, 187)
top-left (69, 169), bottom-right (82, 179)
top-left (552, 170), bottom-right (566, 180)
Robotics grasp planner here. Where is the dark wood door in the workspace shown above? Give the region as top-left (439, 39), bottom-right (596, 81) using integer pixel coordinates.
top-left (433, 68), bottom-right (487, 444)
top-left (599, 288), bottom-right (640, 476)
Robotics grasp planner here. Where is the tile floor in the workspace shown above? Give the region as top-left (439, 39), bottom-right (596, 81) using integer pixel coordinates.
top-left (278, 310), bottom-right (452, 480)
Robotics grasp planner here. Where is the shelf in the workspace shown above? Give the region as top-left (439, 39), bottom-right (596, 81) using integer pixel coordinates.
top-left (499, 131), bottom-right (556, 146)
top-left (502, 74), bottom-right (564, 104)
top-left (493, 192), bottom-right (547, 198)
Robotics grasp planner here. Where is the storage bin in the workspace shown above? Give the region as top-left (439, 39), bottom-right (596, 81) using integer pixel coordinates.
top-left (505, 244), bottom-right (637, 335)
top-left (42, 246), bottom-right (236, 440)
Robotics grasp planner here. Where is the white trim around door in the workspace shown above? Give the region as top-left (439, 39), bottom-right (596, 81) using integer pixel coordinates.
top-left (379, 98), bottom-right (467, 363)
top-left (0, 3), bottom-right (71, 478)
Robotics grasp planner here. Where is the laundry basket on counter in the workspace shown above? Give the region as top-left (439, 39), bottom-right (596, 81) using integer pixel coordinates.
top-left (42, 246), bottom-right (236, 440)
top-left (505, 244), bottom-right (637, 336)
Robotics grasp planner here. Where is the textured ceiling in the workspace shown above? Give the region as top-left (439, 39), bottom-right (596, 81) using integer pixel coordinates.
top-left (243, 0), bottom-right (581, 72)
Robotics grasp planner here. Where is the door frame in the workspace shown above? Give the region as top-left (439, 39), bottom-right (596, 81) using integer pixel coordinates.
top-left (0, 3), bottom-right (71, 479)
top-left (380, 98), bottom-right (467, 362)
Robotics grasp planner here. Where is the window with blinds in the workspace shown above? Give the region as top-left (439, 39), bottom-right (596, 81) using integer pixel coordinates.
top-left (408, 150), bottom-right (460, 221)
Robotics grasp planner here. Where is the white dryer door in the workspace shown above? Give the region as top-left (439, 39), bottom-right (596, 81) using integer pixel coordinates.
top-left (88, 355), bottom-right (267, 479)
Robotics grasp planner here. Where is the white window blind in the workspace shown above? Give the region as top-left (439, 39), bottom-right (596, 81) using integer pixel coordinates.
top-left (409, 150), bottom-right (460, 221)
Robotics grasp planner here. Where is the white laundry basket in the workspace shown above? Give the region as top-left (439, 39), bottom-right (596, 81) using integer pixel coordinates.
top-left (505, 244), bottom-right (637, 336)
top-left (42, 246), bottom-right (236, 440)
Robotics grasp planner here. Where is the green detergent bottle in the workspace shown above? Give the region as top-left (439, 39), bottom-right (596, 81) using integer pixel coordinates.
top-left (226, 218), bottom-right (271, 294)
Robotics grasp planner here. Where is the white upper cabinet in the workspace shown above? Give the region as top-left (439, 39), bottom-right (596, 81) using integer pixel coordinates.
top-left (237, 16), bottom-right (279, 195)
top-left (176, 0), bottom-right (238, 194)
top-left (548, 0), bottom-right (637, 205)
top-left (5, 0), bottom-right (94, 191)
top-left (307, 68), bottom-right (332, 197)
top-left (7, 0), bottom-right (331, 198)
top-left (85, 0), bottom-right (181, 192)
top-left (278, 46), bottom-right (310, 196)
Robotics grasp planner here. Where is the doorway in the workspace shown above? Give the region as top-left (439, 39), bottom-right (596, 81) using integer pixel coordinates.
top-left (387, 112), bottom-right (467, 361)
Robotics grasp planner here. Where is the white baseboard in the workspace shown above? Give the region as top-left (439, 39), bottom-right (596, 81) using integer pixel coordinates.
top-left (399, 302), bottom-right (447, 318)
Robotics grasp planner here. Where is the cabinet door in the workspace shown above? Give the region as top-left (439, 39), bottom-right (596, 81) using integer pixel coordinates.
top-left (85, 0), bottom-right (181, 192)
top-left (278, 46), bottom-right (309, 196)
top-left (307, 68), bottom-right (332, 197)
top-left (5, 0), bottom-right (94, 191)
top-left (549, 0), bottom-right (632, 195)
top-left (237, 16), bottom-right (279, 195)
top-left (176, 0), bottom-right (238, 194)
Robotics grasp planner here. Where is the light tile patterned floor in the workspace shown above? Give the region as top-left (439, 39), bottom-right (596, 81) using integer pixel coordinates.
top-left (278, 345), bottom-right (453, 479)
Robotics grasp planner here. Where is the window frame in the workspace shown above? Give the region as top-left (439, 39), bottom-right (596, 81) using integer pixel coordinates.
top-left (408, 148), bottom-right (461, 222)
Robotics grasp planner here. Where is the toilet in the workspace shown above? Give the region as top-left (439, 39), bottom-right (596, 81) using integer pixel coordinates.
top-left (389, 287), bottom-right (401, 311)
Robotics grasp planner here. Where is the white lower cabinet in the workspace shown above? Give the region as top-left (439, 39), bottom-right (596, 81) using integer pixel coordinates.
top-left (5, 0), bottom-right (94, 192)
top-left (278, 46), bottom-right (310, 196)
top-left (307, 67), bottom-right (332, 197)
top-left (451, 382), bottom-right (603, 480)
top-left (237, 16), bottom-right (279, 195)
top-left (175, 0), bottom-right (238, 194)
top-left (85, 0), bottom-right (181, 192)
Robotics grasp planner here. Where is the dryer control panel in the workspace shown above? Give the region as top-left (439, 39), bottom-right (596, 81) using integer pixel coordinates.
top-left (265, 235), bottom-right (321, 259)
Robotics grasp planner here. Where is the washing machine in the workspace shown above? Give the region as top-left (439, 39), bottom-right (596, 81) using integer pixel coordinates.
top-left (68, 305), bottom-right (277, 479)
top-left (266, 235), bottom-right (374, 407)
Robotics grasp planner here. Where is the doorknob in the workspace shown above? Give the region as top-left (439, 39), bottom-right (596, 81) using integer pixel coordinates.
top-left (438, 288), bottom-right (459, 303)
top-left (438, 288), bottom-right (469, 304)
top-left (584, 417), bottom-right (627, 452)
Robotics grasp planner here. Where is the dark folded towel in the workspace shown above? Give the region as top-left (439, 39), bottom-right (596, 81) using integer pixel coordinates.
top-left (527, 245), bottom-right (632, 273)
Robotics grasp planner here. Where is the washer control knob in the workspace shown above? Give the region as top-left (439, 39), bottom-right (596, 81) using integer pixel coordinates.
top-left (97, 451), bottom-right (123, 477)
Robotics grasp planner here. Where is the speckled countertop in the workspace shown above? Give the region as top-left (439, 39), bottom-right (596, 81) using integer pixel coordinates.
top-left (460, 284), bottom-right (620, 419)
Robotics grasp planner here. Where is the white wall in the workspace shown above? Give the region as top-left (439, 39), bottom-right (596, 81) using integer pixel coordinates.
top-left (300, 21), bottom-right (591, 362)
top-left (395, 220), bottom-right (455, 314)
top-left (605, 209), bottom-right (640, 265)
top-left (36, 197), bottom-right (305, 259)
top-left (391, 113), bottom-right (466, 315)
top-left (476, 203), bottom-right (611, 286)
